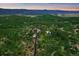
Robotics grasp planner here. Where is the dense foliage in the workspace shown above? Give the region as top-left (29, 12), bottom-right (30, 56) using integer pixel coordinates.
top-left (0, 15), bottom-right (79, 56)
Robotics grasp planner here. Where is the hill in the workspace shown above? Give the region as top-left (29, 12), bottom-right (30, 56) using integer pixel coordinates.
top-left (0, 8), bottom-right (79, 15)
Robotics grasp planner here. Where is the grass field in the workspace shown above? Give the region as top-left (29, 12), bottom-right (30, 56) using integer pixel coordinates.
top-left (0, 14), bottom-right (79, 56)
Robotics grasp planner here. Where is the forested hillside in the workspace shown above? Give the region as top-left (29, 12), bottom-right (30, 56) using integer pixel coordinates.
top-left (0, 15), bottom-right (79, 56)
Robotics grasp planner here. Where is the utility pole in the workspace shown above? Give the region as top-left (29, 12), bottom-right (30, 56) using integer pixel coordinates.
top-left (32, 28), bottom-right (40, 56)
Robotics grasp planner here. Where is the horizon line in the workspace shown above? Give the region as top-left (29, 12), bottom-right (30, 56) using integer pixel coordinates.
top-left (0, 8), bottom-right (79, 11)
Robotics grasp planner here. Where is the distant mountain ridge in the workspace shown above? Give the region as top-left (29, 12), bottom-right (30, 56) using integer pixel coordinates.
top-left (0, 8), bottom-right (79, 15)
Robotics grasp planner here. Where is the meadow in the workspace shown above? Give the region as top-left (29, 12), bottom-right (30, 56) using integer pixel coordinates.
top-left (0, 14), bottom-right (79, 56)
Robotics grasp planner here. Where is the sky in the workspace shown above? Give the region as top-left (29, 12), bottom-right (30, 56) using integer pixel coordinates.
top-left (0, 3), bottom-right (79, 11)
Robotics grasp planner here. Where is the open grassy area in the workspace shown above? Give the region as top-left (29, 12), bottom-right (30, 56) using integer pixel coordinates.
top-left (0, 15), bottom-right (79, 56)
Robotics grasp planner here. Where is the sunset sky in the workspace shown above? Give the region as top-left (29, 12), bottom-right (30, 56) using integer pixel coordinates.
top-left (0, 3), bottom-right (79, 11)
